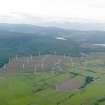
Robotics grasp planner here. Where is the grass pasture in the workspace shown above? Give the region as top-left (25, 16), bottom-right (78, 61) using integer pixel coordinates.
top-left (0, 54), bottom-right (105, 105)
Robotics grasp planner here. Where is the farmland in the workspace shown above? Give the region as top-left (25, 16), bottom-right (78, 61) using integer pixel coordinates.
top-left (0, 53), bottom-right (105, 105)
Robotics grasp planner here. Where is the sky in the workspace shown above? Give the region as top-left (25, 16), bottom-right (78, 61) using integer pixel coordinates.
top-left (0, 0), bottom-right (105, 23)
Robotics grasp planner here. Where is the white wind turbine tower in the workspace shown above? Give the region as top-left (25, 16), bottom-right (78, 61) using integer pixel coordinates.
top-left (22, 63), bottom-right (25, 71)
top-left (30, 55), bottom-right (33, 60)
top-left (80, 55), bottom-right (85, 70)
top-left (54, 51), bottom-right (56, 55)
top-left (15, 55), bottom-right (18, 61)
top-left (26, 57), bottom-right (30, 64)
top-left (41, 61), bottom-right (44, 70)
top-left (3, 64), bottom-right (7, 72)
top-left (70, 56), bottom-right (73, 67)
top-left (64, 53), bottom-right (66, 59)
top-left (34, 64), bottom-right (37, 73)
top-left (40, 55), bottom-right (46, 70)
top-left (8, 57), bottom-right (11, 64)
top-left (38, 52), bottom-right (40, 56)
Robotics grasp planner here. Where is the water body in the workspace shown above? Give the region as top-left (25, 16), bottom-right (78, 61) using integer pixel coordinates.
top-left (56, 37), bottom-right (67, 40)
top-left (93, 44), bottom-right (105, 47)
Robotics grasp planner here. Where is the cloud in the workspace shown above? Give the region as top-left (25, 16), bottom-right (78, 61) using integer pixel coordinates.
top-left (0, 0), bottom-right (105, 23)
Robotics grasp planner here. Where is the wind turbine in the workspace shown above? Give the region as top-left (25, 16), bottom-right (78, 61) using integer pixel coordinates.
top-left (41, 62), bottom-right (44, 70)
top-left (54, 51), bottom-right (57, 55)
top-left (30, 55), bottom-right (33, 60)
top-left (64, 53), bottom-right (66, 59)
top-left (26, 57), bottom-right (29, 64)
top-left (3, 64), bottom-right (7, 72)
top-left (15, 55), bottom-right (18, 61)
top-left (22, 63), bottom-right (25, 70)
top-left (34, 64), bottom-right (37, 73)
top-left (8, 57), bottom-right (11, 64)
top-left (70, 56), bottom-right (73, 67)
top-left (38, 52), bottom-right (40, 56)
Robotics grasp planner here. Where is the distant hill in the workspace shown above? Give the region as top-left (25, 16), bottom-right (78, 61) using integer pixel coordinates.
top-left (0, 23), bottom-right (105, 66)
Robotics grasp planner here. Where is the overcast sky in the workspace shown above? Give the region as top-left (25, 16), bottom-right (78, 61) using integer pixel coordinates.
top-left (0, 0), bottom-right (105, 23)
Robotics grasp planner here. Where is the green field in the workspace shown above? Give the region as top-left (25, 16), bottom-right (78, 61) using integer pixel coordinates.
top-left (0, 54), bottom-right (105, 105)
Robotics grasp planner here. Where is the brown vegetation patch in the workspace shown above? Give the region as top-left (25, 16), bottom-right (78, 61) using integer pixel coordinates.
top-left (56, 79), bottom-right (82, 91)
